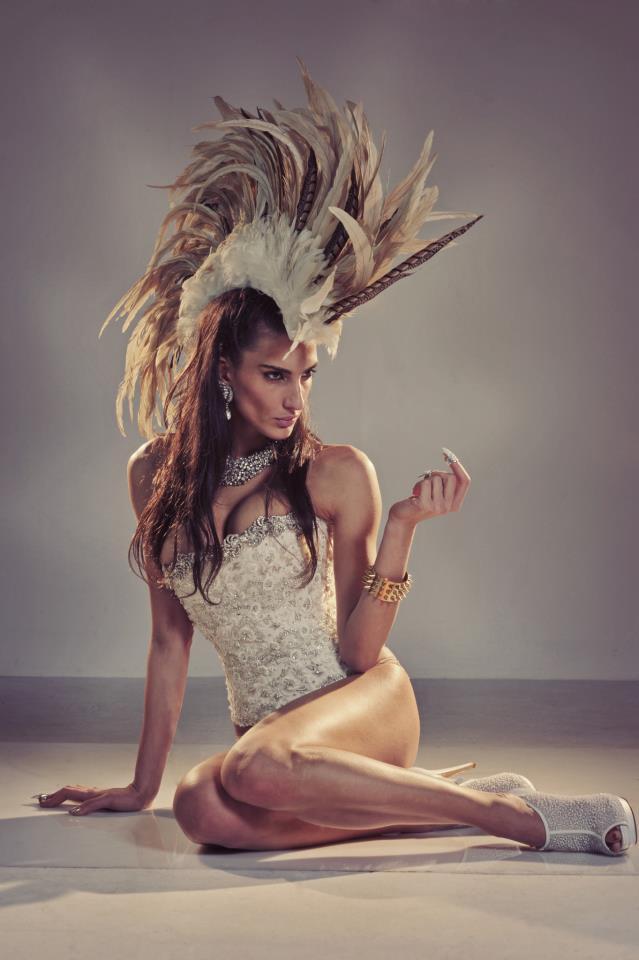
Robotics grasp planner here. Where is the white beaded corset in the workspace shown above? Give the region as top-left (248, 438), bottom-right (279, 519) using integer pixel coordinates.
top-left (161, 513), bottom-right (358, 727)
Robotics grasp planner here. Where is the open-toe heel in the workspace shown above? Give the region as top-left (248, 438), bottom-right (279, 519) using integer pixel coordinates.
top-left (518, 790), bottom-right (638, 856)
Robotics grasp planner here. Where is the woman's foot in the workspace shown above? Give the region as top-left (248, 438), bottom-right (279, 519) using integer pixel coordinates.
top-left (605, 826), bottom-right (624, 853)
top-left (508, 793), bottom-right (626, 853)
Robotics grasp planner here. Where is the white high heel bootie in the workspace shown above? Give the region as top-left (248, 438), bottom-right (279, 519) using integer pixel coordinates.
top-left (461, 772), bottom-right (536, 794)
top-left (517, 790), bottom-right (638, 856)
top-left (418, 769), bottom-right (536, 793)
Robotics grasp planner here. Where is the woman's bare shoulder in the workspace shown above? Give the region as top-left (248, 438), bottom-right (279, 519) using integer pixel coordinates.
top-left (310, 443), bottom-right (376, 521)
top-left (128, 435), bottom-right (167, 469)
top-left (314, 442), bottom-right (375, 471)
top-left (127, 436), bottom-right (168, 519)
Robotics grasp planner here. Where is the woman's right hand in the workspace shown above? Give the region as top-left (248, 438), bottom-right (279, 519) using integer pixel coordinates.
top-left (34, 782), bottom-right (152, 815)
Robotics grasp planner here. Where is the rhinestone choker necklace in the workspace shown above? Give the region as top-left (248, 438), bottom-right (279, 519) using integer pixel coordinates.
top-left (220, 441), bottom-right (278, 486)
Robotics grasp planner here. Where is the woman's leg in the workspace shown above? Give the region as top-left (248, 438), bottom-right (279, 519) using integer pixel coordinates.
top-left (222, 743), bottom-right (548, 848)
top-left (173, 750), bottom-right (474, 851)
top-left (220, 659), bottom-right (623, 853)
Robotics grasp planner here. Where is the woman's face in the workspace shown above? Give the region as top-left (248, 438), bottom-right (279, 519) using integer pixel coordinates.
top-left (219, 330), bottom-right (318, 445)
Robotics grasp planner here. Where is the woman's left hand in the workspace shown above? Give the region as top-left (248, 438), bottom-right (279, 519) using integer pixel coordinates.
top-left (388, 448), bottom-right (471, 528)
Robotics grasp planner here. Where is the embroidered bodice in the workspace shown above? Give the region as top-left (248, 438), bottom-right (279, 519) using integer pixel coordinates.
top-left (161, 512), bottom-right (357, 727)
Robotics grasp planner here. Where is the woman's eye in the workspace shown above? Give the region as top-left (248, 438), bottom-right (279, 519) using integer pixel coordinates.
top-left (264, 371), bottom-right (316, 382)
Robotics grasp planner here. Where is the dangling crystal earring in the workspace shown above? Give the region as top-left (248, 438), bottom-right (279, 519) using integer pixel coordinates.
top-left (219, 379), bottom-right (233, 421)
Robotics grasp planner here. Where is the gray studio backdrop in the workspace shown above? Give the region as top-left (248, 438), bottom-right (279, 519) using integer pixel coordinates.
top-left (2, 0), bottom-right (637, 679)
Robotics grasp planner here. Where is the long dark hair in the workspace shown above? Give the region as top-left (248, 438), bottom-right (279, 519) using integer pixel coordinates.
top-left (130, 287), bottom-right (324, 603)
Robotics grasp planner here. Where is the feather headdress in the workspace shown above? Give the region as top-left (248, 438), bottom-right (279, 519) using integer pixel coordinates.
top-left (99, 57), bottom-right (482, 438)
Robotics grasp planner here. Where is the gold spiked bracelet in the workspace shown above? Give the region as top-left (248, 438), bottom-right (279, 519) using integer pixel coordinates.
top-left (361, 564), bottom-right (413, 602)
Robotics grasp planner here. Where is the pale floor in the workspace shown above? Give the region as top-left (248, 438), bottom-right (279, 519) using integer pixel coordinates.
top-left (2, 678), bottom-right (638, 959)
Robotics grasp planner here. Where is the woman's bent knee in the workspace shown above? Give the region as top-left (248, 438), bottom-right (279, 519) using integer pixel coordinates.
top-left (220, 740), bottom-right (297, 808)
top-left (173, 752), bottom-right (253, 848)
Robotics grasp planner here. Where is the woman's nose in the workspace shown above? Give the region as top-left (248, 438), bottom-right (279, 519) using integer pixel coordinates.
top-left (286, 385), bottom-right (303, 409)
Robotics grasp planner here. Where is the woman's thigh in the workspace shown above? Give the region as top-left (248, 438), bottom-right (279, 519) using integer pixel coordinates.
top-left (173, 749), bottom-right (302, 848)
top-left (225, 646), bottom-right (421, 772)
top-left (173, 648), bottom-right (423, 848)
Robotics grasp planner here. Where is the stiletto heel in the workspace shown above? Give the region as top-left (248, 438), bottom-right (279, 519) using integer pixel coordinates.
top-left (518, 791), bottom-right (638, 856)
top-left (416, 765), bottom-right (537, 795)
top-left (428, 761), bottom-right (477, 778)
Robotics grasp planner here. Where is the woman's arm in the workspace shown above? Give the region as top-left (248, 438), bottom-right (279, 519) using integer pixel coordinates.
top-left (338, 514), bottom-right (416, 673)
top-left (132, 639), bottom-right (190, 803)
top-left (329, 445), bottom-right (469, 673)
top-left (34, 443), bottom-right (193, 816)
top-left (329, 447), bottom-right (415, 672)
top-left (127, 443), bottom-right (194, 803)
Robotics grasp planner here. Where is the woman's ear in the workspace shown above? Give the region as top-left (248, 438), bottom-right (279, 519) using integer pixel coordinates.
top-left (217, 356), bottom-right (230, 383)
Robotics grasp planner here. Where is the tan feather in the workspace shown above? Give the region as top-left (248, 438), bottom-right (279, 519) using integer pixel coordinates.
top-left (100, 59), bottom-right (481, 438)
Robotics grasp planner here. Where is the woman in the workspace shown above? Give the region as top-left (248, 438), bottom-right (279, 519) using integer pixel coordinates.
top-left (35, 61), bottom-right (636, 856)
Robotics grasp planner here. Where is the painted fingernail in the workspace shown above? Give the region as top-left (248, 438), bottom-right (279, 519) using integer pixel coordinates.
top-left (69, 807), bottom-right (81, 815)
top-left (442, 447), bottom-right (458, 463)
